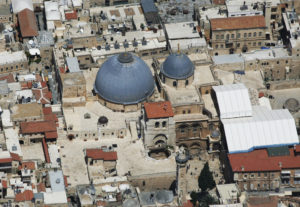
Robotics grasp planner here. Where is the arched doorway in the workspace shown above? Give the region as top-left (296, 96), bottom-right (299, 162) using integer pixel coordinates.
top-left (153, 134), bottom-right (168, 148)
top-left (189, 142), bottom-right (201, 156)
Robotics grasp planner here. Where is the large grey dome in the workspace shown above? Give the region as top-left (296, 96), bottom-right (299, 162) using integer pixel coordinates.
top-left (161, 53), bottom-right (194, 79)
top-left (94, 53), bottom-right (155, 105)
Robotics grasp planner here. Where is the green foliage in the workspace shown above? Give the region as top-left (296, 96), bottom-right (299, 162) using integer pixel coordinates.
top-left (198, 162), bottom-right (216, 192)
top-left (35, 57), bottom-right (42, 64)
top-left (190, 191), bottom-right (218, 207)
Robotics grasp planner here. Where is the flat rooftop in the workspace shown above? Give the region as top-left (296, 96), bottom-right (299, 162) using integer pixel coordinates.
top-left (163, 84), bottom-right (200, 106)
top-left (58, 136), bottom-right (176, 187)
top-left (11, 103), bottom-right (43, 120)
top-left (63, 101), bottom-right (129, 133)
top-left (158, 0), bottom-right (211, 23)
top-left (165, 22), bottom-right (200, 39)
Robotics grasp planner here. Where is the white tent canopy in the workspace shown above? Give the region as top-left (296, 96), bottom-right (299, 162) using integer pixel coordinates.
top-left (213, 83), bottom-right (299, 153)
top-left (213, 84), bottom-right (252, 119)
top-left (12, 0), bottom-right (33, 14)
top-left (223, 106), bottom-right (299, 153)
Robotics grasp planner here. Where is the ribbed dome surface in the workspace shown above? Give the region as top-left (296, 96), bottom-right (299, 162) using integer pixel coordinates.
top-left (94, 53), bottom-right (155, 105)
top-left (161, 53), bottom-right (194, 79)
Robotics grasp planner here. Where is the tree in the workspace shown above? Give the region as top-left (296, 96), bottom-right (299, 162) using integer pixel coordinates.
top-left (198, 162), bottom-right (216, 192)
top-left (190, 191), bottom-right (218, 207)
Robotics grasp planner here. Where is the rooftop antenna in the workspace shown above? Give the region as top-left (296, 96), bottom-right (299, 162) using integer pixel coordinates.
top-left (177, 43), bottom-right (180, 54)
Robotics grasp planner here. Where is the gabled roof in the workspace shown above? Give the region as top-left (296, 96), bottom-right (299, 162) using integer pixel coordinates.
top-left (18, 9), bottom-right (38, 37)
top-left (19, 161), bottom-right (36, 170)
top-left (15, 190), bottom-right (34, 202)
top-left (10, 152), bottom-right (21, 162)
top-left (86, 149), bottom-right (118, 161)
top-left (45, 131), bottom-right (58, 139)
top-left (65, 10), bottom-right (77, 20)
top-left (20, 121), bottom-right (56, 134)
top-left (144, 101), bottom-right (174, 119)
top-left (210, 15), bottom-right (266, 31)
top-left (229, 147), bottom-right (300, 172)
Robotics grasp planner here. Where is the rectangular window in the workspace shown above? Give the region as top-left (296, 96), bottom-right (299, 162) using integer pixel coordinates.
top-left (244, 33), bottom-right (247, 38)
top-left (231, 34), bottom-right (234, 38)
top-left (248, 33), bottom-right (252, 37)
top-left (237, 33), bottom-right (241, 38)
top-left (216, 35), bottom-right (219, 39)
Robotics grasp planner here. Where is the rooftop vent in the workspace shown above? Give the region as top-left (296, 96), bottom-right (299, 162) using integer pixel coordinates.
top-left (133, 38), bottom-right (138, 47)
top-left (105, 43), bottom-right (110, 50)
top-left (142, 37), bottom-right (147, 45)
top-left (114, 41), bottom-right (120, 49)
top-left (123, 39), bottom-right (129, 48)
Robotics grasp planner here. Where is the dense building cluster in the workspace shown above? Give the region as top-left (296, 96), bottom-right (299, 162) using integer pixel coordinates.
top-left (0, 0), bottom-right (299, 206)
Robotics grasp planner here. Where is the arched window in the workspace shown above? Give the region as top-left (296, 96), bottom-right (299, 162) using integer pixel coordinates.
top-left (173, 81), bottom-right (177, 87)
top-left (162, 121), bottom-right (167, 128)
top-left (155, 122), bottom-right (160, 128)
top-left (185, 80), bottom-right (189, 86)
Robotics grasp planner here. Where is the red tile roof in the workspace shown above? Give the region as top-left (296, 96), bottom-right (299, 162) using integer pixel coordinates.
top-left (0, 158), bottom-right (12, 164)
top-left (10, 152), bottom-right (21, 162)
top-left (210, 15), bottom-right (266, 31)
top-left (32, 85), bottom-right (52, 104)
top-left (182, 200), bottom-right (193, 207)
top-left (20, 121), bottom-right (56, 134)
top-left (59, 67), bottom-right (66, 74)
top-left (37, 182), bottom-right (46, 192)
top-left (45, 131), bottom-right (58, 139)
top-left (295, 145), bottom-right (300, 153)
top-left (229, 147), bottom-right (300, 172)
top-left (44, 114), bottom-right (58, 122)
top-left (42, 138), bottom-right (51, 163)
top-left (64, 176), bottom-right (68, 187)
top-left (212, 0), bottom-right (225, 5)
top-left (65, 10), bottom-right (77, 20)
top-left (144, 101), bottom-right (174, 119)
top-left (19, 161), bottom-right (36, 170)
top-left (43, 107), bottom-right (52, 115)
top-left (0, 74), bottom-right (15, 83)
top-left (15, 190), bottom-right (34, 202)
top-left (86, 149), bottom-right (118, 161)
top-left (18, 9), bottom-right (38, 37)
top-left (2, 180), bottom-right (7, 189)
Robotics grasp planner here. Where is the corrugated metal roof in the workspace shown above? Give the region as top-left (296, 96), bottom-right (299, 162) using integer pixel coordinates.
top-left (66, 57), bottom-right (80, 73)
top-left (141, 0), bottom-right (158, 13)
